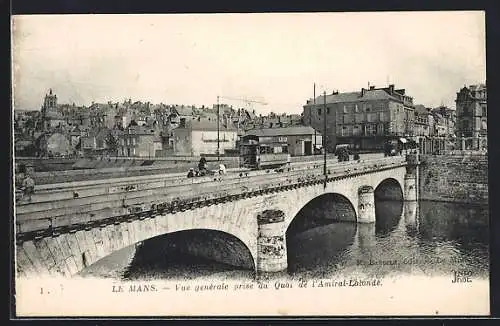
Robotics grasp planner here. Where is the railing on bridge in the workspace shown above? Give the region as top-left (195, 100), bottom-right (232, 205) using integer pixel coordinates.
top-left (15, 156), bottom-right (408, 241)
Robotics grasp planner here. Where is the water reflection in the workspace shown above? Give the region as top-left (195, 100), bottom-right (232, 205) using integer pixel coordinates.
top-left (285, 200), bottom-right (489, 278)
top-left (79, 200), bottom-right (489, 280)
top-left (375, 200), bottom-right (403, 236)
top-left (286, 222), bottom-right (357, 277)
top-left (404, 200), bottom-right (419, 237)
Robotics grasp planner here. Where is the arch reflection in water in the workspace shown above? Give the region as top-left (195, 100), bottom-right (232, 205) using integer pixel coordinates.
top-left (286, 192), bottom-right (358, 276)
top-left (374, 178), bottom-right (404, 236)
top-left (123, 229), bottom-right (255, 280)
top-left (286, 222), bottom-right (357, 276)
top-left (374, 200), bottom-right (403, 236)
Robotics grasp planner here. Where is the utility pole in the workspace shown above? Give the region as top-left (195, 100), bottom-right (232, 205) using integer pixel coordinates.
top-left (323, 91), bottom-right (327, 188)
top-left (217, 95), bottom-right (220, 161)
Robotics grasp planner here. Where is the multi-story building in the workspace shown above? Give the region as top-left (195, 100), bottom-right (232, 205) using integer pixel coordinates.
top-left (172, 116), bottom-right (238, 156)
top-left (455, 83), bottom-right (486, 139)
top-left (303, 84), bottom-right (415, 151)
top-left (413, 105), bottom-right (432, 137)
top-left (118, 126), bottom-right (162, 157)
top-left (433, 106), bottom-right (456, 136)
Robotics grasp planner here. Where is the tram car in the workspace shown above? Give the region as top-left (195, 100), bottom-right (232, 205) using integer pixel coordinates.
top-left (239, 135), bottom-right (290, 170)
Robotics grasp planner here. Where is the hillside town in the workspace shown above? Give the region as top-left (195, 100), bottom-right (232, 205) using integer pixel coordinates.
top-left (13, 83), bottom-right (487, 159)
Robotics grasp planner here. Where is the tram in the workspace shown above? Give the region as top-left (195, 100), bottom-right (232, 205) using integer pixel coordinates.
top-left (239, 135), bottom-right (290, 170)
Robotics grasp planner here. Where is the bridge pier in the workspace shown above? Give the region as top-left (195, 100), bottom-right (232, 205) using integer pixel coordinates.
top-left (404, 200), bottom-right (418, 234)
top-left (404, 174), bottom-right (417, 202)
top-left (256, 210), bottom-right (288, 274)
top-left (405, 154), bottom-right (419, 202)
top-left (358, 186), bottom-right (375, 223)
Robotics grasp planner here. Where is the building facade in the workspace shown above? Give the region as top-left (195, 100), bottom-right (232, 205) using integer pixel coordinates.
top-left (172, 117), bottom-right (238, 156)
top-left (118, 126), bottom-right (162, 157)
top-left (303, 84), bottom-right (415, 152)
top-left (455, 83), bottom-right (486, 139)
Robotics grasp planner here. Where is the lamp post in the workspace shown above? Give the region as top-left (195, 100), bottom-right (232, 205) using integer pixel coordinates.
top-left (323, 91), bottom-right (327, 188)
top-left (217, 95), bottom-right (220, 161)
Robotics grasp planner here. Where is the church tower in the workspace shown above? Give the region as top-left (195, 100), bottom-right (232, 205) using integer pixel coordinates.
top-left (41, 89), bottom-right (58, 130)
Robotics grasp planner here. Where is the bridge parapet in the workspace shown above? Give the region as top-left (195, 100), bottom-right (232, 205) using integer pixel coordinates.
top-left (16, 156), bottom-right (408, 244)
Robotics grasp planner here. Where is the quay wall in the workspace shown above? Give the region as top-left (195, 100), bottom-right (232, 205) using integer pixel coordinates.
top-left (418, 154), bottom-right (488, 204)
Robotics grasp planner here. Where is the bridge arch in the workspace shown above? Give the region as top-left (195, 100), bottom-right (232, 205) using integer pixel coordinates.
top-left (122, 228), bottom-right (255, 278)
top-left (374, 178), bottom-right (404, 235)
top-left (284, 193), bottom-right (357, 275)
top-left (285, 192), bottom-right (357, 235)
top-left (374, 178), bottom-right (404, 202)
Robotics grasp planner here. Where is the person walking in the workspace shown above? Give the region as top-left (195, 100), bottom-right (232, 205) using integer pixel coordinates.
top-left (187, 168), bottom-right (195, 178)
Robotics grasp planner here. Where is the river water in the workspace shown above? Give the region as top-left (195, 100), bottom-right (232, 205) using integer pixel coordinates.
top-left (79, 200), bottom-right (489, 281)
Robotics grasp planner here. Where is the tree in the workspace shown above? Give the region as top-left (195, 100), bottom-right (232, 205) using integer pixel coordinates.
top-left (105, 133), bottom-right (119, 155)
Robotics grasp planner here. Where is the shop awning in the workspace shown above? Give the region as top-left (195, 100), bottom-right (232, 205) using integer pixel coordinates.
top-left (399, 138), bottom-right (408, 143)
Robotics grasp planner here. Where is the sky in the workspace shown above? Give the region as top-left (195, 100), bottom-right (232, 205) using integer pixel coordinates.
top-left (12, 11), bottom-right (486, 115)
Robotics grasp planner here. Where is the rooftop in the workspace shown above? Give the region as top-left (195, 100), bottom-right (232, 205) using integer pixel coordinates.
top-left (305, 86), bottom-right (412, 106)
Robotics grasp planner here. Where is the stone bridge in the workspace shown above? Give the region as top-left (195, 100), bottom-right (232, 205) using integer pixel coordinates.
top-left (15, 155), bottom-right (419, 278)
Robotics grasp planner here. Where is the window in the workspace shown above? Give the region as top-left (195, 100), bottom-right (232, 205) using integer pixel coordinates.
top-left (355, 104), bottom-right (359, 113)
top-left (326, 107), bottom-right (330, 114)
top-left (482, 105), bottom-right (487, 117)
top-left (377, 123), bottom-right (384, 135)
top-left (341, 126), bottom-right (348, 136)
top-left (353, 125), bottom-right (361, 135)
top-left (282, 146), bottom-right (288, 153)
top-left (366, 124), bottom-right (377, 136)
top-left (482, 120), bottom-right (487, 130)
top-left (343, 105), bottom-right (348, 113)
top-left (317, 108), bottom-right (322, 116)
top-left (370, 113), bottom-right (379, 122)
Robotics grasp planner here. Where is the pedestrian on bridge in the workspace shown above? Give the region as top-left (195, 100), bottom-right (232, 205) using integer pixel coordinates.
top-left (219, 163), bottom-right (227, 175)
top-left (198, 156), bottom-right (207, 171)
top-left (187, 168), bottom-right (195, 178)
top-left (21, 172), bottom-right (35, 202)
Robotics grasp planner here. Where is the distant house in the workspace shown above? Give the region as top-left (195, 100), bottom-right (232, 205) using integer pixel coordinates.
top-left (244, 126), bottom-right (322, 156)
top-left (80, 128), bottom-right (113, 155)
top-left (118, 126), bottom-right (162, 157)
top-left (172, 117), bottom-right (238, 156)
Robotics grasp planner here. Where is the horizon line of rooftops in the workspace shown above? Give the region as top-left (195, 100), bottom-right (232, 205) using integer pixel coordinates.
top-left (17, 81), bottom-right (485, 112)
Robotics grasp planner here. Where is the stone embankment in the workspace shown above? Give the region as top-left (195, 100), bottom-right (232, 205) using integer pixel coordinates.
top-left (418, 154), bottom-right (488, 204)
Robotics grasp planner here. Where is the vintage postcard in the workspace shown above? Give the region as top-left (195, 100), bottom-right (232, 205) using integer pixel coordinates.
top-left (12, 11), bottom-right (489, 317)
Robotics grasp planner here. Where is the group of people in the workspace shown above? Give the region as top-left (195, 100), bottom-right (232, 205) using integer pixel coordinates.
top-left (187, 156), bottom-right (227, 178)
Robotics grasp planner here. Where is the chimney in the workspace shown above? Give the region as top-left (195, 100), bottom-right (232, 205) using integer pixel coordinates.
top-left (389, 84), bottom-right (395, 94)
top-left (369, 85), bottom-right (375, 90)
top-left (361, 88), bottom-right (366, 96)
